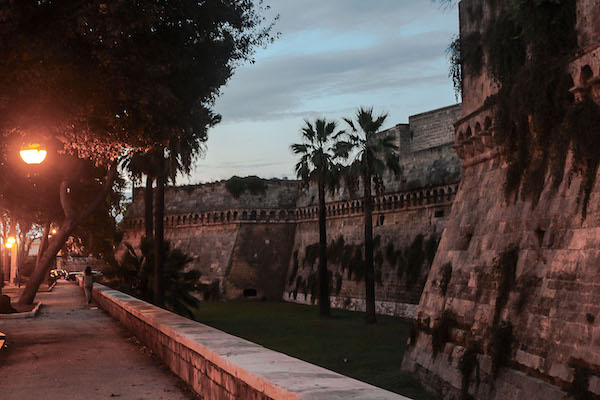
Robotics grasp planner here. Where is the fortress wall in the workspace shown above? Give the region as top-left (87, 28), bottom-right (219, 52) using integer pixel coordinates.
top-left (286, 180), bottom-right (459, 312)
top-left (120, 223), bottom-right (240, 285)
top-left (407, 105), bottom-right (462, 152)
top-left (401, 1), bottom-right (600, 398)
top-left (403, 153), bottom-right (600, 400)
top-left (284, 197), bottom-right (454, 317)
top-left (224, 223), bottom-right (296, 301)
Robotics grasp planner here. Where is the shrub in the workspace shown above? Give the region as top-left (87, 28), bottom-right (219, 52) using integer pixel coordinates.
top-left (493, 245), bottom-right (519, 325)
top-left (224, 176), bottom-right (267, 198)
top-left (439, 263), bottom-right (453, 297)
top-left (488, 321), bottom-right (513, 377)
top-left (431, 310), bottom-right (457, 356)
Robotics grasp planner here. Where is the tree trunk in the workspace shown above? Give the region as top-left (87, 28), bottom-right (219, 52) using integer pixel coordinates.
top-left (18, 164), bottom-right (117, 306)
top-left (36, 220), bottom-right (51, 268)
top-left (19, 223), bottom-right (73, 305)
top-left (153, 171), bottom-right (165, 307)
top-left (363, 170), bottom-right (376, 324)
top-left (317, 177), bottom-right (330, 316)
top-left (144, 175), bottom-right (154, 238)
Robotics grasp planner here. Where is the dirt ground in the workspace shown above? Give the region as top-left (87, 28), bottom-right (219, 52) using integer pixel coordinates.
top-left (0, 281), bottom-right (198, 400)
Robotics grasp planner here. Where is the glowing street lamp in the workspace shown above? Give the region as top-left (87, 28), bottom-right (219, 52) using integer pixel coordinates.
top-left (20, 144), bottom-right (47, 164)
top-left (5, 242), bottom-right (13, 249)
top-left (7, 237), bottom-right (16, 245)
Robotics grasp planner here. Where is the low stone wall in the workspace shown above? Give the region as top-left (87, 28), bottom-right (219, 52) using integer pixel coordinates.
top-left (282, 293), bottom-right (417, 319)
top-left (89, 282), bottom-right (410, 400)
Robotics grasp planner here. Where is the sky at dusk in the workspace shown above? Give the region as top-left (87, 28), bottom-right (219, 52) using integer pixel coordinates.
top-left (179, 0), bottom-right (459, 184)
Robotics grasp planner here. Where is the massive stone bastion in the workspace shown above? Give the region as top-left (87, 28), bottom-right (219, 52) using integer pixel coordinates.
top-left (401, 0), bottom-right (600, 399)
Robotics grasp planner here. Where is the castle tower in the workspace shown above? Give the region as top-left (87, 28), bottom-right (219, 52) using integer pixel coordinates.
top-left (401, 0), bottom-right (600, 399)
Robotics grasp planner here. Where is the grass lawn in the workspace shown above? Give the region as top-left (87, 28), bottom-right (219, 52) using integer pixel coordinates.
top-left (192, 301), bottom-right (438, 400)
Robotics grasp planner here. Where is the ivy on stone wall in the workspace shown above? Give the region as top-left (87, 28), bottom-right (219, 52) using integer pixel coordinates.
top-left (450, 0), bottom-right (600, 217)
top-left (568, 358), bottom-right (594, 400)
top-left (431, 310), bottom-right (457, 357)
top-left (459, 340), bottom-right (481, 400)
top-left (439, 263), bottom-right (453, 297)
top-left (296, 233), bottom-right (439, 299)
top-left (288, 250), bottom-right (299, 285)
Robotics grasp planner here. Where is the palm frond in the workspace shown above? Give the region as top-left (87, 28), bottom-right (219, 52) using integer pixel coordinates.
top-left (343, 117), bottom-right (357, 132)
top-left (290, 143), bottom-right (309, 155)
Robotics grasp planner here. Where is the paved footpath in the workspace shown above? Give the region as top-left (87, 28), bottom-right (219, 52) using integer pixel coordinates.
top-left (0, 281), bottom-right (197, 400)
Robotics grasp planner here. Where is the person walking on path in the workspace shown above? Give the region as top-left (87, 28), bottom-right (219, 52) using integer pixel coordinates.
top-left (83, 267), bottom-right (93, 304)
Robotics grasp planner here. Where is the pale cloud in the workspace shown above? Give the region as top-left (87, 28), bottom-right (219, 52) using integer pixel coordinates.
top-left (186, 0), bottom-right (459, 182)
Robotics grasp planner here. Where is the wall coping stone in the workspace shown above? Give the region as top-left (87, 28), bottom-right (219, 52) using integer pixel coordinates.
top-left (92, 283), bottom-right (411, 400)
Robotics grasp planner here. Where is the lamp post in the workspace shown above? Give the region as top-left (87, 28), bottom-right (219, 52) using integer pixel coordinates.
top-left (5, 237), bottom-right (17, 286)
top-left (20, 144), bottom-right (47, 165)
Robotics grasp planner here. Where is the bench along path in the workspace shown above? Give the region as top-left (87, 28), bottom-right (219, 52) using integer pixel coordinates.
top-left (0, 281), bottom-right (196, 400)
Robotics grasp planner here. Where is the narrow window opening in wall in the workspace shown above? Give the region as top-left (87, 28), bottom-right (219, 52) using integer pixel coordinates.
top-left (435, 209), bottom-right (445, 218)
top-left (535, 227), bottom-right (545, 247)
top-left (243, 288), bottom-right (257, 297)
top-left (379, 215), bottom-right (385, 226)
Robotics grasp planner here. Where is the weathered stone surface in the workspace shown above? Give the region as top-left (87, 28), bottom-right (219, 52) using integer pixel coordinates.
top-left (401, 0), bottom-right (600, 399)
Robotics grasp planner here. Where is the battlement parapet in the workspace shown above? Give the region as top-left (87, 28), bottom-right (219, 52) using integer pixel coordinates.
top-left (295, 183), bottom-right (458, 222)
top-left (122, 182), bottom-right (459, 230)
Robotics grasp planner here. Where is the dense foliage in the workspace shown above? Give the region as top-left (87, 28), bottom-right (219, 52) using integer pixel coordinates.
top-left (449, 0), bottom-right (600, 217)
top-left (0, 0), bottom-right (276, 161)
top-left (106, 237), bottom-right (201, 318)
top-left (224, 175), bottom-right (268, 198)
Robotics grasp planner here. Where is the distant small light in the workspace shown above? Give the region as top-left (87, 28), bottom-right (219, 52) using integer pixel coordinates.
top-left (52, 229), bottom-right (57, 235)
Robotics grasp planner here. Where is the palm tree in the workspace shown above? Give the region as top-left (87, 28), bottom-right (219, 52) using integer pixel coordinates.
top-left (291, 118), bottom-right (345, 317)
top-left (338, 107), bottom-right (400, 324)
top-left (124, 149), bottom-right (163, 239)
top-left (152, 110), bottom-right (219, 307)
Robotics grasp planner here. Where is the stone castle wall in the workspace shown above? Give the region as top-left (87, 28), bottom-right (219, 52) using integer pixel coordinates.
top-left (121, 104), bottom-right (463, 312)
top-left (402, 1), bottom-right (600, 399)
top-left (282, 105), bottom-right (462, 316)
top-left (121, 181), bottom-right (299, 300)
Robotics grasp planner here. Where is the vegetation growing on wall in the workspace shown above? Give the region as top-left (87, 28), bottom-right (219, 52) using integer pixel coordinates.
top-left (439, 263), bottom-right (453, 297)
top-left (489, 322), bottom-right (513, 377)
top-left (568, 358), bottom-right (594, 400)
top-left (493, 245), bottom-right (518, 325)
top-left (431, 310), bottom-right (457, 357)
top-left (459, 341), bottom-right (481, 400)
top-left (224, 176), bottom-right (268, 198)
top-left (450, 0), bottom-right (600, 217)
top-left (288, 250), bottom-right (299, 285)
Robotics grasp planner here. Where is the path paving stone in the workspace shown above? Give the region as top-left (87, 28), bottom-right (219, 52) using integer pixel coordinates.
top-left (0, 281), bottom-right (196, 400)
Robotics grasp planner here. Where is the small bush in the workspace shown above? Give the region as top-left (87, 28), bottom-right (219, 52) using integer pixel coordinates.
top-left (335, 273), bottom-right (343, 295)
top-left (439, 263), bottom-right (453, 297)
top-left (488, 321), bottom-right (513, 377)
top-left (288, 251), bottom-right (299, 285)
top-left (431, 310), bottom-right (457, 357)
top-left (224, 176), bottom-right (267, 198)
top-left (568, 359), bottom-right (593, 400)
top-left (493, 245), bottom-right (519, 325)
top-left (304, 243), bottom-right (320, 269)
top-left (459, 341), bottom-right (480, 400)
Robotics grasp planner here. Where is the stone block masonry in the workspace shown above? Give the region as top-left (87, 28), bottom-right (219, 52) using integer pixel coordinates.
top-left (91, 282), bottom-right (411, 400)
top-left (401, 0), bottom-right (600, 398)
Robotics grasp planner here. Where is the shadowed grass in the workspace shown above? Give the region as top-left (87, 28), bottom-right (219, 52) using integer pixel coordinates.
top-left (192, 301), bottom-right (438, 400)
